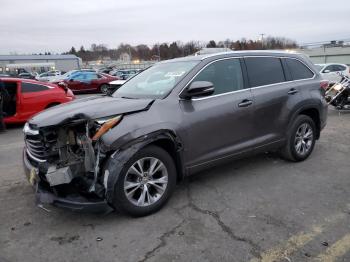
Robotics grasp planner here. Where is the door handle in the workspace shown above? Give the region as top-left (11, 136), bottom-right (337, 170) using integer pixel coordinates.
top-left (238, 99), bottom-right (253, 107)
top-left (288, 88), bottom-right (298, 95)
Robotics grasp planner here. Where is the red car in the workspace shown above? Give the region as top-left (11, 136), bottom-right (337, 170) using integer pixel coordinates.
top-left (1, 78), bottom-right (75, 124)
top-left (56, 72), bottom-right (118, 94)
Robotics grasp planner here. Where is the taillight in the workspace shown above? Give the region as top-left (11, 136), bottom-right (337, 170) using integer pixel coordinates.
top-left (66, 88), bottom-right (75, 98)
top-left (320, 80), bottom-right (329, 91)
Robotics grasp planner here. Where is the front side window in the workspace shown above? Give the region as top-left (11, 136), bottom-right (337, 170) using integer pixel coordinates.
top-left (114, 61), bottom-right (199, 99)
top-left (71, 73), bottom-right (85, 81)
top-left (21, 82), bottom-right (49, 93)
top-left (245, 57), bottom-right (286, 87)
top-left (191, 58), bottom-right (244, 95)
top-left (285, 58), bottom-right (314, 80)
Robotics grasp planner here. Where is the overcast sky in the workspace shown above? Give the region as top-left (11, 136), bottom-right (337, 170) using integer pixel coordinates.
top-left (1, 0), bottom-right (349, 54)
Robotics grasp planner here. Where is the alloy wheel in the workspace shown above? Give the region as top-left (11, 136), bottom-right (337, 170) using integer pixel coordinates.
top-left (294, 123), bottom-right (313, 156)
top-left (124, 157), bottom-right (168, 207)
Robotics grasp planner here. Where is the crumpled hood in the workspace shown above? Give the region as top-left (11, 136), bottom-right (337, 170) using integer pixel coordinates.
top-left (29, 95), bottom-right (154, 127)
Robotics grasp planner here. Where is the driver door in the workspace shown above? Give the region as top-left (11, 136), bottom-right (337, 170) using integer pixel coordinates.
top-left (180, 58), bottom-right (255, 172)
top-left (67, 73), bottom-right (86, 91)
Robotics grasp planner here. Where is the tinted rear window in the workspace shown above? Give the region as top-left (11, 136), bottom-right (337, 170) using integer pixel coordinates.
top-left (245, 57), bottom-right (285, 87)
top-left (21, 82), bottom-right (49, 93)
top-left (285, 58), bottom-right (314, 80)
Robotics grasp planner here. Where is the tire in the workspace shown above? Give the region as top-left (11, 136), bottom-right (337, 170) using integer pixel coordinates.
top-left (112, 145), bottom-right (177, 217)
top-left (100, 84), bottom-right (109, 94)
top-left (280, 115), bottom-right (316, 162)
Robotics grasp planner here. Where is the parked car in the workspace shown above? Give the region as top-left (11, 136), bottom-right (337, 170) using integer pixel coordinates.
top-left (1, 78), bottom-right (75, 124)
top-left (18, 72), bottom-right (37, 80)
top-left (23, 51), bottom-right (327, 216)
top-left (55, 71), bottom-right (118, 94)
top-left (0, 73), bottom-right (11, 77)
top-left (315, 63), bottom-right (350, 83)
top-left (36, 71), bottom-right (61, 82)
top-left (109, 69), bottom-right (142, 80)
top-left (98, 67), bottom-right (114, 74)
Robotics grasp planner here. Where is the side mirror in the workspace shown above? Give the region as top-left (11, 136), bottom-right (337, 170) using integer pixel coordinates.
top-left (323, 69), bottom-right (331, 73)
top-left (180, 81), bottom-right (214, 99)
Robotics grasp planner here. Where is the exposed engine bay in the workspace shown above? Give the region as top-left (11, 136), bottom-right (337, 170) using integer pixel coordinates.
top-left (24, 118), bottom-right (117, 205)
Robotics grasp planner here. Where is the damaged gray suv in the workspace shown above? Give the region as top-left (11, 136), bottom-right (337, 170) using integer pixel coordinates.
top-left (23, 51), bottom-right (328, 216)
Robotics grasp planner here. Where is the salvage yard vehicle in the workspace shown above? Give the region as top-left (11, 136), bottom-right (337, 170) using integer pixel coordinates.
top-left (1, 78), bottom-right (75, 124)
top-left (55, 71), bottom-right (118, 94)
top-left (23, 51), bottom-right (328, 216)
top-left (36, 71), bottom-right (61, 82)
top-left (109, 69), bottom-right (142, 80)
top-left (325, 73), bottom-right (350, 109)
top-left (315, 63), bottom-right (350, 84)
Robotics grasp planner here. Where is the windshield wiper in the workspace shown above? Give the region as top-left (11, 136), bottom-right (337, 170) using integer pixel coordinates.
top-left (121, 96), bottom-right (139, 99)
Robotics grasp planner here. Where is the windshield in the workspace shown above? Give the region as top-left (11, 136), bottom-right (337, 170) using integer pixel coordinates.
top-left (113, 61), bottom-right (199, 99)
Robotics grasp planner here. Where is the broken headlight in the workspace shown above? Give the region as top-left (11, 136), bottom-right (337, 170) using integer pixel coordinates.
top-left (92, 115), bottom-right (122, 141)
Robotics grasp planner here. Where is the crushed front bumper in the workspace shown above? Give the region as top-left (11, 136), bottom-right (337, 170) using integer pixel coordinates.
top-left (22, 148), bottom-right (113, 213)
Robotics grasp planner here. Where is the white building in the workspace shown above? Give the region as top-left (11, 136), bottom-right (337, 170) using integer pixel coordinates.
top-left (0, 54), bottom-right (82, 74)
top-left (119, 53), bottom-right (131, 62)
top-left (299, 46), bottom-right (350, 65)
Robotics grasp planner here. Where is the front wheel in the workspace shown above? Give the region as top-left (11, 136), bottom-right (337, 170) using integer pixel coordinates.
top-left (100, 84), bottom-right (109, 94)
top-left (280, 115), bottom-right (316, 162)
top-left (112, 145), bottom-right (177, 217)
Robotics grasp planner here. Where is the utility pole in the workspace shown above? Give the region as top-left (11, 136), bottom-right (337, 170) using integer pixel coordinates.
top-left (128, 46), bottom-right (132, 61)
top-left (260, 33), bottom-right (265, 49)
top-left (157, 44), bottom-right (161, 61)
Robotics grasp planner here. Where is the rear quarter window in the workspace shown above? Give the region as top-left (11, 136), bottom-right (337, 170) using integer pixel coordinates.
top-left (244, 57), bottom-right (286, 87)
top-left (285, 58), bottom-right (314, 80)
top-left (21, 82), bottom-right (50, 93)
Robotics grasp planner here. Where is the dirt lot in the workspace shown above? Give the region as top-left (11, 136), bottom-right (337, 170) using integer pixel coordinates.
top-left (1, 107), bottom-right (350, 262)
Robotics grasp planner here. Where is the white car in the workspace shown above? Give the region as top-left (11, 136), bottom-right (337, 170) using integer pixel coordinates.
top-left (108, 79), bottom-right (127, 94)
top-left (315, 63), bottom-right (350, 83)
top-left (36, 71), bottom-right (61, 82)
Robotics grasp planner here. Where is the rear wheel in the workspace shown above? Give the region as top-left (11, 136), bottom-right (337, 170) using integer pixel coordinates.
top-left (112, 145), bottom-right (176, 217)
top-left (280, 115), bottom-right (316, 162)
top-left (100, 84), bottom-right (109, 94)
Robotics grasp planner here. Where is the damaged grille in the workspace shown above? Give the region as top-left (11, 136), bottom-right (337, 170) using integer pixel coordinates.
top-left (24, 124), bottom-right (58, 163)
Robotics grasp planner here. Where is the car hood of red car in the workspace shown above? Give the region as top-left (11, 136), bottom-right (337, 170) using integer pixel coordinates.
top-left (29, 95), bottom-right (154, 128)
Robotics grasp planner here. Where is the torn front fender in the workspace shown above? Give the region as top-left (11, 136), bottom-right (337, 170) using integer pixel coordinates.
top-left (103, 142), bottom-right (145, 204)
top-left (103, 131), bottom-right (184, 204)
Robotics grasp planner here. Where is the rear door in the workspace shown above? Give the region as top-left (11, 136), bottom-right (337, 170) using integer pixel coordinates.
top-left (180, 58), bottom-right (255, 169)
top-left (90, 73), bottom-right (104, 91)
top-left (244, 56), bottom-right (299, 147)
